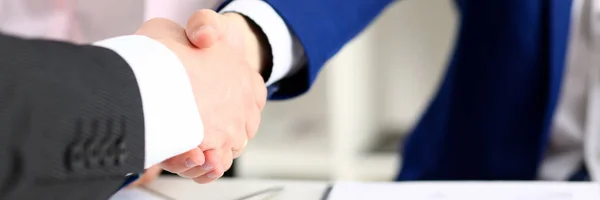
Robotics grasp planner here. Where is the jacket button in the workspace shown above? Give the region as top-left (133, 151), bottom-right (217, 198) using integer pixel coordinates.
top-left (85, 142), bottom-right (101, 168)
top-left (100, 143), bottom-right (115, 166)
top-left (67, 144), bottom-right (85, 171)
top-left (116, 140), bottom-right (128, 165)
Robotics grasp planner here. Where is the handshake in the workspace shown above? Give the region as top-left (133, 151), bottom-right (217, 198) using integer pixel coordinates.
top-left (133, 10), bottom-right (268, 185)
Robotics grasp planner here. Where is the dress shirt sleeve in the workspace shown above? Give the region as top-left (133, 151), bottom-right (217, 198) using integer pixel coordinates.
top-left (93, 35), bottom-right (203, 169)
top-left (219, 0), bottom-right (306, 86)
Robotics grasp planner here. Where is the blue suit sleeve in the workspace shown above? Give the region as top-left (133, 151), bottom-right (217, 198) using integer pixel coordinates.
top-left (219, 0), bottom-right (394, 100)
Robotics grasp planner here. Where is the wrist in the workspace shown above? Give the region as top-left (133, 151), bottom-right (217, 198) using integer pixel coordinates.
top-left (223, 12), bottom-right (272, 77)
top-left (94, 35), bottom-right (204, 168)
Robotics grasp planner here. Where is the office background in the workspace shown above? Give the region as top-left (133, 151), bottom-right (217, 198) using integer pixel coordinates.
top-left (235, 0), bottom-right (458, 181)
top-left (0, 0), bottom-right (457, 181)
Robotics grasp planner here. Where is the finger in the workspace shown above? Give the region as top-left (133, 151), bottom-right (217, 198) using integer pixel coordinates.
top-left (229, 124), bottom-right (248, 159)
top-left (198, 129), bottom-right (228, 151)
top-left (193, 149), bottom-right (233, 184)
top-left (222, 149), bottom-right (234, 171)
top-left (232, 139), bottom-right (248, 158)
top-left (199, 116), bottom-right (244, 151)
top-left (127, 165), bottom-right (163, 188)
top-left (186, 9), bottom-right (227, 48)
top-left (160, 147), bottom-right (205, 173)
top-left (245, 105), bottom-right (261, 141)
top-left (246, 73), bottom-right (266, 141)
top-left (230, 113), bottom-right (250, 157)
top-left (253, 73), bottom-right (268, 110)
top-left (177, 149), bottom-right (219, 178)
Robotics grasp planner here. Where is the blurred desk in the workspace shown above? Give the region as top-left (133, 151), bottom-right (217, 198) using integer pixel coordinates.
top-left (114, 177), bottom-right (600, 200)
top-left (144, 177), bottom-right (329, 200)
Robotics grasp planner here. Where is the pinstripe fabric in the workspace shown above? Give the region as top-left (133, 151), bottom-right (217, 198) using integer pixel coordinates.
top-left (0, 34), bottom-right (145, 200)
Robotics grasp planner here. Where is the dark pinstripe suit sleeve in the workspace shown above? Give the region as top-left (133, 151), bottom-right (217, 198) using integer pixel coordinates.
top-left (0, 34), bottom-right (145, 200)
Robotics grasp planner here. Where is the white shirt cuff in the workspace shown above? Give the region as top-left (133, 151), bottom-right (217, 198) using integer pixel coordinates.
top-left (93, 35), bottom-right (204, 169)
top-left (220, 0), bottom-right (306, 86)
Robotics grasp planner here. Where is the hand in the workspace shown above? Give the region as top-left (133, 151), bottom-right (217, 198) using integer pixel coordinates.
top-left (184, 9), bottom-right (269, 73)
top-left (160, 10), bottom-right (268, 184)
top-left (175, 10), bottom-right (268, 183)
top-left (127, 165), bottom-right (162, 187)
top-left (136, 17), bottom-right (267, 183)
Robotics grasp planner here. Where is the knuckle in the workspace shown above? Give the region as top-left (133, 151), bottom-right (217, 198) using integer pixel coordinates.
top-left (245, 98), bottom-right (256, 110)
top-left (197, 9), bottom-right (218, 16)
top-left (232, 140), bottom-right (247, 154)
top-left (199, 140), bottom-right (216, 150)
top-left (200, 136), bottom-right (221, 150)
top-left (190, 9), bottom-right (218, 21)
top-left (247, 128), bottom-right (258, 140)
top-left (223, 138), bottom-right (236, 150)
top-left (225, 124), bottom-right (238, 137)
top-left (257, 97), bottom-right (267, 109)
top-left (201, 129), bottom-right (228, 148)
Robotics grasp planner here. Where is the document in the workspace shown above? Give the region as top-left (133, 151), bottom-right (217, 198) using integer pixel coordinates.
top-left (328, 181), bottom-right (600, 200)
top-left (110, 187), bottom-right (168, 200)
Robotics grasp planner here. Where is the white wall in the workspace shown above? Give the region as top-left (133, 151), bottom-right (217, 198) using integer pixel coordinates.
top-left (375, 0), bottom-right (457, 131)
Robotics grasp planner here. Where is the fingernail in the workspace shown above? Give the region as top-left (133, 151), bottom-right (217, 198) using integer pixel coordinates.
top-left (207, 172), bottom-right (220, 179)
top-left (201, 163), bottom-right (214, 170)
top-left (185, 158), bottom-right (199, 168)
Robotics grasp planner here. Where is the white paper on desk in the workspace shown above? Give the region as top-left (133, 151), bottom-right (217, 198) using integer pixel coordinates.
top-left (109, 187), bottom-right (168, 200)
top-left (328, 182), bottom-right (600, 200)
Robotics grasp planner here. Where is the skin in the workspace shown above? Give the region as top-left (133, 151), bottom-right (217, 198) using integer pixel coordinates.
top-left (130, 10), bottom-right (267, 186)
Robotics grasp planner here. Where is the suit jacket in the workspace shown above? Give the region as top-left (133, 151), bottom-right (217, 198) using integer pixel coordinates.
top-left (0, 34), bottom-right (145, 199)
top-left (251, 0), bottom-right (574, 180)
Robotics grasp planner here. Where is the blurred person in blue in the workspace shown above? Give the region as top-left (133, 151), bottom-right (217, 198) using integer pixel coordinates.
top-left (198, 0), bottom-right (599, 181)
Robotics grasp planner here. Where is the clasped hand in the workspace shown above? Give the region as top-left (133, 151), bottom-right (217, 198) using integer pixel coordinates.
top-left (134, 10), bottom-right (267, 184)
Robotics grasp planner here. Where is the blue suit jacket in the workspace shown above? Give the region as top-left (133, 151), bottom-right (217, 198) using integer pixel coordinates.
top-left (224, 0), bottom-right (574, 180)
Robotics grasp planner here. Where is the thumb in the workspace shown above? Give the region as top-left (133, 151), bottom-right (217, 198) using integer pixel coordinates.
top-left (186, 9), bottom-right (227, 48)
